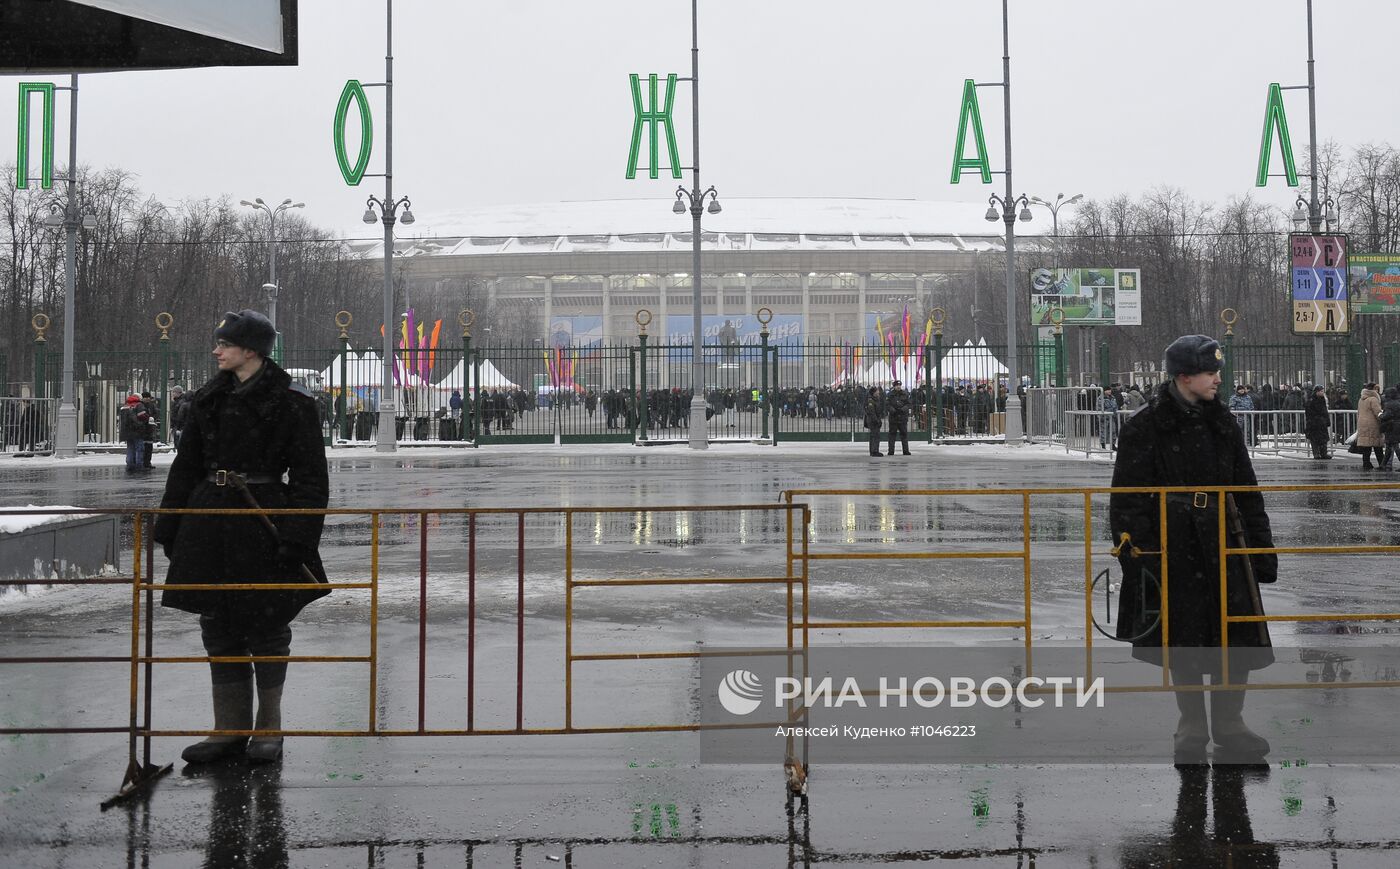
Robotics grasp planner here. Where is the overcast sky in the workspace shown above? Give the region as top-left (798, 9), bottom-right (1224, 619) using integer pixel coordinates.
top-left (4, 0), bottom-right (1396, 239)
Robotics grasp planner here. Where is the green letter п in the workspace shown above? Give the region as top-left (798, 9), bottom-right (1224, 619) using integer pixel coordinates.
top-left (333, 79), bottom-right (373, 186)
top-left (626, 73), bottom-right (681, 180)
top-left (1255, 82), bottom-right (1298, 187)
top-left (17, 82), bottom-right (56, 190)
top-left (950, 78), bottom-right (992, 185)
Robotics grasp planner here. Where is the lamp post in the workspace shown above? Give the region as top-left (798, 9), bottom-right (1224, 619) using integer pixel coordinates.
top-left (1028, 193), bottom-right (1082, 254)
top-left (359, 0), bottom-right (416, 453)
top-left (1297, 0), bottom-right (1334, 388)
top-left (671, 0), bottom-right (723, 451)
top-left (37, 74), bottom-right (96, 458)
top-left (1029, 193), bottom-right (1084, 382)
top-left (239, 197), bottom-right (304, 336)
top-left (978, 0), bottom-right (1028, 446)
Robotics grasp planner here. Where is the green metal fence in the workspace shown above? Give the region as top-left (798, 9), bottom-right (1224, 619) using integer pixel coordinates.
top-left (22, 329), bottom-right (1400, 448)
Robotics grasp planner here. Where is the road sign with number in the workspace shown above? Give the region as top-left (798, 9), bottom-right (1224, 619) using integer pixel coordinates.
top-left (1290, 233), bottom-right (1349, 335)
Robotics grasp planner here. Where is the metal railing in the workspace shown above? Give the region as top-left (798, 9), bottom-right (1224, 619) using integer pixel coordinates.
top-left (4, 484), bottom-right (1399, 806)
top-left (0, 396), bottom-right (56, 454)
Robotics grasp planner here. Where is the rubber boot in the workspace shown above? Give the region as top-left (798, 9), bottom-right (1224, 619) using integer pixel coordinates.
top-left (1210, 672), bottom-right (1270, 761)
top-left (1172, 686), bottom-right (1210, 766)
top-left (182, 679), bottom-right (252, 763)
top-left (247, 683), bottom-right (284, 764)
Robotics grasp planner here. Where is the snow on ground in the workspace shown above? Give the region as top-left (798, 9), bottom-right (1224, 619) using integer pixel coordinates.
top-left (0, 505), bottom-right (92, 534)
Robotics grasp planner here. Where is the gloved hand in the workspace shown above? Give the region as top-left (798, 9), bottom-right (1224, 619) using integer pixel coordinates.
top-left (277, 542), bottom-right (314, 567)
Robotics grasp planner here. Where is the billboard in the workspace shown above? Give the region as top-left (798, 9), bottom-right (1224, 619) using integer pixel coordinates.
top-left (547, 316), bottom-right (603, 348)
top-left (1029, 268), bottom-right (1142, 326)
top-left (2, 0), bottom-right (298, 72)
top-left (1348, 254), bottom-right (1400, 315)
top-left (1290, 233), bottom-right (1349, 335)
top-left (663, 314), bottom-right (802, 347)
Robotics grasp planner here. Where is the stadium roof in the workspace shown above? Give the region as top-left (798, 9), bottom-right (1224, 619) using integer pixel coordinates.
top-left (348, 197), bottom-right (1051, 260)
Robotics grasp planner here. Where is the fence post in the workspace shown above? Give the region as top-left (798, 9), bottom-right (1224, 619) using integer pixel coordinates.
top-left (637, 310), bottom-right (650, 442)
top-left (931, 307), bottom-right (945, 441)
top-left (1386, 341), bottom-right (1400, 392)
top-left (459, 310), bottom-right (473, 443)
top-left (336, 311), bottom-right (352, 441)
top-left (770, 344), bottom-right (780, 445)
top-left (923, 339), bottom-right (933, 444)
top-left (1346, 340), bottom-right (1365, 404)
top-left (934, 327), bottom-right (944, 439)
top-left (758, 307), bottom-right (771, 441)
top-left (31, 313), bottom-right (49, 398)
top-left (156, 313), bottom-right (173, 443)
top-left (1217, 308), bottom-right (1236, 388)
top-left (471, 350), bottom-right (483, 442)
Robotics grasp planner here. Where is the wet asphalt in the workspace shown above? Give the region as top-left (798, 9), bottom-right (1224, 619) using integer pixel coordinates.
top-left (1, 441), bottom-right (1398, 867)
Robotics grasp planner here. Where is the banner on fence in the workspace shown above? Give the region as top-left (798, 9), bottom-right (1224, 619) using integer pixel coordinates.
top-left (1028, 268), bottom-right (1142, 326)
top-left (1348, 254), bottom-right (1400, 315)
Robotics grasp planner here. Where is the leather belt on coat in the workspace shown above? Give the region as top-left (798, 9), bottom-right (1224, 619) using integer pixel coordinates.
top-left (1164, 491), bottom-right (1215, 510)
top-left (207, 470), bottom-right (283, 486)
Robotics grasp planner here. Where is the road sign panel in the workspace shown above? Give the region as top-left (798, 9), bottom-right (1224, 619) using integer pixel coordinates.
top-left (1289, 233), bottom-right (1349, 335)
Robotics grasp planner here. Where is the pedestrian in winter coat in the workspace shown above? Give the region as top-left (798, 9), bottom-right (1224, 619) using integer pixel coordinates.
top-left (886, 380), bottom-right (912, 456)
top-left (1110, 334), bottom-right (1278, 764)
top-left (155, 310), bottom-right (330, 766)
top-left (140, 391), bottom-right (158, 467)
top-left (1379, 387), bottom-right (1400, 471)
top-left (1354, 383), bottom-right (1384, 470)
top-left (169, 385), bottom-right (193, 450)
top-left (118, 394), bottom-right (149, 471)
top-left (1304, 386), bottom-right (1330, 459)
top-left (864, 386), bottom-right (885, 456)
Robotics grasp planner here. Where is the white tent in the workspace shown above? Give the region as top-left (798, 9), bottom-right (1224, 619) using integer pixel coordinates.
top-left (863, 360), bottom-right (894, 384)
top-left (437, 358), bottom-right (519, 392)
top-left (937, 339), bottom-right (1008, 382)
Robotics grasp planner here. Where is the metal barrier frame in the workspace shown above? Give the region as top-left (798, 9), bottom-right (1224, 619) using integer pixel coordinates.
top-left (5, 485), bottom-right (1399, 807)
top-left (782, 484), bottom-right (1400, 697)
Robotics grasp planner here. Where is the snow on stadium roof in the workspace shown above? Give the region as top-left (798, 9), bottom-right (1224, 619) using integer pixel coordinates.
top-left (347, 197), bottom-right (1051, 259)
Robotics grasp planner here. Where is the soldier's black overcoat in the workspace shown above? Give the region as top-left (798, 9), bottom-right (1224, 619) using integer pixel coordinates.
top-left (155, 360), bottom-right (330, 625)
top-left (1109, 382), bottom-right (1277, 667)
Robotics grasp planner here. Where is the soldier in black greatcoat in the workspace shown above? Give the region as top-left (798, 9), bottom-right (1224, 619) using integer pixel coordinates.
top-left (863, 385), bottom-right (885, 456)
top-left (155, 310), bottom-right (330, 765)
top-left (1110, 334), bottom-right (1278, 765)
top-left (886, 379), bottom-right (912, 456)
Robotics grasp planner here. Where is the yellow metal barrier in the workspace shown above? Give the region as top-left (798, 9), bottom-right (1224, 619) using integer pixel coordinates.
top-left (782, 482), bottom-right (1400, 694)
top-left (4, 485), bottom-right (1398, 805)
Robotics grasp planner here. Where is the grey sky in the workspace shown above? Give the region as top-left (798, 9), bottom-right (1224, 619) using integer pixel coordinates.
top-left (4, 0), bottom-right (1395, 239)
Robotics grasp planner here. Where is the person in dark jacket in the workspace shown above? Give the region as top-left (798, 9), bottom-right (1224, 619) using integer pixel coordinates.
top-left (169, 385), bottom-right (193, 450)
top-left (1379, 386), bottom-right (1400, 471)
top-left (886, 379), bottom-right (912, 456)
top-left (118, 394), bottom-right (149, 471)
top-left (1304, 386), bottom-right (1330, 460)
top-left (863, 385), bottom-right (885, 456)
top-left (1109, 334), bottom-right (1278, 765)
top-left (155, 310), bottom-right (330, 765)
top-left (140, 391), bottom-right (158, 467)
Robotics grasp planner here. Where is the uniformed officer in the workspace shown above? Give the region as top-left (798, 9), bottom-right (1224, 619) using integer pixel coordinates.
top-left (886, 379), bottom-right (912, 456)
top-left (1109, 334), bottom-right (1278, 764)
top-left (155, 310), bottom-right (330, 764)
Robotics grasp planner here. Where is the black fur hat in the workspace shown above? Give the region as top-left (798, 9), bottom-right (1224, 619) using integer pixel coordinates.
top-left (213, 310), bottom-right (276, 357)
top-left (1163, 334), bottom-right (1223, 378)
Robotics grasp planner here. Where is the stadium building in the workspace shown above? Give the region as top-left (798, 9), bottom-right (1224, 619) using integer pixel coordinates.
top-left (350, 197), bottom-right (1051, 353)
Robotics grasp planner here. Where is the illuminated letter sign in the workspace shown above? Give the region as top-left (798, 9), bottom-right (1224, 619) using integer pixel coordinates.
top-left (333, 79), bottom-right (373, 186)
top-left (950, 79), bottom-right (992, 184)
top-left (626, 73), bottom-right (681, 180)
top-left (17, 82), bottom-right (55, 190)
top-left (1255, 82), bottom-right (1298, 187)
